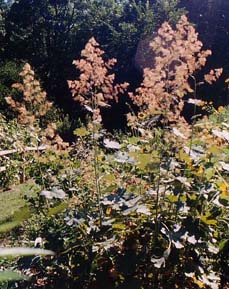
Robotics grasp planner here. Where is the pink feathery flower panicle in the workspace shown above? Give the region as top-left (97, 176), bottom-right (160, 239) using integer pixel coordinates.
top-left (5, 63), bottom-right (53, 125)
top-left (5, 63), bottom-right (68, 149)
top-left (68, 37), bottom-right (129, 123)
top-left (130, 15), bottom-right (222, 125)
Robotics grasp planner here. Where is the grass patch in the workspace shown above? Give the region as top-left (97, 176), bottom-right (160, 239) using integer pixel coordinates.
top-left (0, 180), bottom-right (40, 221)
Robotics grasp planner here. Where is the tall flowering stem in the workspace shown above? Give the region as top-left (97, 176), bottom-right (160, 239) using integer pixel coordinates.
top-left (68, 37), bottom-right (129, 225)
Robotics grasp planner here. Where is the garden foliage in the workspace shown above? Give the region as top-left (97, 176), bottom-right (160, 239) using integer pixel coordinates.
top-left (0, 15), bottom-right (228, 289)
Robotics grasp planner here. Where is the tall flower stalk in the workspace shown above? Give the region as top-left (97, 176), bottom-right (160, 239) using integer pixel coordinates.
top-left (68, 37), bottom-right (129, 224)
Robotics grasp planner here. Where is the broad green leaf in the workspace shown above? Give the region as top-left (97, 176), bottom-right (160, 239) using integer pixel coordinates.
top-left (179, 150), bottom-right (192, 164)
top-left (204, 168), bottom-right (215, 180)
top-left (223, 147), bottom-right (229, 154)
top-left (189, 194), bottom-right (197, 200)
top-left (48, 202), bottom-right (68, 216)
top-left (103, 174), bottom-right (116, 182)
top-left (73, 127), bottom-right (89, 137)
top-left (180, 195), bottom-right (187, 202)
top-left (0, 248), bottom-right (55, 257)
top-left (200, 215), bottom-right (217, 226)
top-left (0, 271), bottom-right (29, 282)
top-left (0, 207), bottom-right (31, 233)
top-left (207, 146), bottom-right (222, 155)
top-left (166, 195), bottom-right (179, 203)
top-left (126, 184), bottom-right (139, 194)
top-left (135, 153), bottom-right (152, 170)
top-left (0, 221), bottom-right (21, 233)
top-left (112, 223), bottom-right (126, 230)
top-left (104, 185), bottom-right (116, 193)
top-left (219, 239), bottom-right (228, 251)
top-left (13, 206), bottom-right (31, 222)
top-left (128, 137), bottom-right (139, 144)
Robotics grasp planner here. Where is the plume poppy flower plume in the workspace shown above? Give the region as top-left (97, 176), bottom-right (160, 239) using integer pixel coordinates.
top-left (5, 63), bottom-right (68, 148)
top-left (129, 15), bottom-right (222, 125)
top-left (68, 37), bottom-right (129, 123)
top-left (5, 63), bottom-right (53, 125)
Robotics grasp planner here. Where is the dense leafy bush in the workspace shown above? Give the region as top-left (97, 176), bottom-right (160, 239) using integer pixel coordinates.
top-left (0, 14), bottom-right (228, 289)
top-left (7, 105), bottom-right (228, 289)
top-left (0, 61), bottom-right (21, 115)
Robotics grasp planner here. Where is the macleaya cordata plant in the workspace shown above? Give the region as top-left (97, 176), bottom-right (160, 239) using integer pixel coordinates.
top-left (68, 37), bottom-right (129, 124)
top-left (68, 37), bottom-right (129, 224)
top-left (129, 15), bottom-right (222, 129)
top-left (5, 63), bottom-right (68, 149)
top-left (5, 63), bottom-right (52, 125)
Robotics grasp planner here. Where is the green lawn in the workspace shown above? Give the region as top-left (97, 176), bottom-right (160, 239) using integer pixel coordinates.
top-left (0, 180), bottom-right (40, 221)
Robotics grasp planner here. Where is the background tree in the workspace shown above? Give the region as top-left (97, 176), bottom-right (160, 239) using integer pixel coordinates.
top-left (181, 0), bottom-right (229, 106)
top-left (0, 0), bottom-right (7, 56)
top-left (3, 0), bottom-right (186, 117)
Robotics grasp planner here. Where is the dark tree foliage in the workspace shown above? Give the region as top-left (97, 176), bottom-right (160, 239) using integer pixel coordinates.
top-left (5, 0), bottom-right (90, 108)
top-left (181, 0), bottom-right (229, 106)
top-left (3, 0), bottom-right (185, 116)
top-left (0, 60), bottom-right (21, 115)
top-left (0, 0), bottom-right (7, 56)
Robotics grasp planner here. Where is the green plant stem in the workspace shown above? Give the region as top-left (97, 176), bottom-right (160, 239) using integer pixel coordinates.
top-left (189, 75), bottom-right (197, 155)
top-left (92, 125), bottom-right (103, 226)
top-left (91, 96), bottom-right (103, 226)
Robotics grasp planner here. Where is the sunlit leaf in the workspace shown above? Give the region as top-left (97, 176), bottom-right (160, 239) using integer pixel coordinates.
top-left (172, 128), bottom-right (187, 139)
top-left (151, 256), bottom-right (165, 268)
top-left (204, 168), bottom-right (215, 180)
top-left (128, 137), bottom-right (139, 144)
top-left (179, 150), bottom-right (192, 164)
top-left (48, 202), bottom-right (68, 216)
top-left (219, 162), bottom-right (229, 171)
top-left (13, 206), bottom-right (31, 222)
top-left (136, 204), bottom-right (151, 215)
top-left (103, 139), bottom-right (121, 149)
top-left (112, 223), bottom-right (126, 230)
top-left (73, 127), bottom-right (89, 137)
top-left (166, 194), bottom-right (178, 202)
top-left (219, 239), bottom-right (228, 251)
top-left (208, 243), bottom-right (219, 254)
top-left (135, 153), bottom-right (152, 170)
top-left (200, 215), bottom-right (217, 225)
top-left (40, 188), bottom-right (66, 199)
top-left (0, 271), bottom-right (29, 282)
top-left (219, 194), bottom-right (229, 205)
top-left (106, 207), bottom-right (112, 215)
top-left (0, 221), bottom-right (21, 233)
top-left (104, 185), bottom-right (117, 193)
top-left (0, 248), bottom-right (55, 257)
top-left (207, 146), bottom-right (221, 155)
top-left (103, 174), bottom-right (116, 182)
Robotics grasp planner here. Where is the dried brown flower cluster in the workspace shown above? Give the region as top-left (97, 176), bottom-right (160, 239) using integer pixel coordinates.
top-left (41, 122), bottom-right (69, 149)
top-left (68, 37), bottom-right (129, 123)
top-left (129, 15), bottom-right (222, 124)
top-left (5, 63), bottom-right (53, 125)
top-left (204, 68), bottom-right (223, 84)
top-left (5, 63), bottom-right (68, 149)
